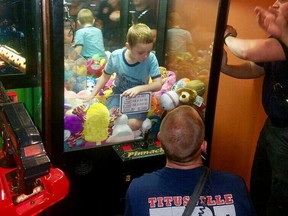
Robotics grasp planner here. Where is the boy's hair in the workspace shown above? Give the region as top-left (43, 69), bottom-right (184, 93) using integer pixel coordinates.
top-left (77, 8), bottom-right (94, 25)
top-left (126, 23), bottom-right (154, 47)
top-left (167, 12), bottom-right (181, 28)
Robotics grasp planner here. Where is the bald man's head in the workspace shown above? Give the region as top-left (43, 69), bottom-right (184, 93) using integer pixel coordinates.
top-left (158, 105), bottom-right (205, 163)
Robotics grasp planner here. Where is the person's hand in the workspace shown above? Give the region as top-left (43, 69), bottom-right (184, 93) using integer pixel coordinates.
top-left (255, 3), bottom-right (288, 39)
top-left (221, 49), bottom-right (228, 69)
top-left (122, 86), bottom-right (142, 98)
top-left (280, 3), bottom-right (288, 20)
top-left (255, 6), bottom-right (280, 37)
top-left (77, 94), bottom-right (95, 103)
top-left (224, 25), bottom-right (237, 38)
top-left (109, 10), bottom-right (120, 21)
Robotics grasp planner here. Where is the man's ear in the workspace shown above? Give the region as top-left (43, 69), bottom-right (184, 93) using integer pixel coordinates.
top-left (201, 140), bottom-right (207, 154)
top-left (157, 132), bottom-right (161, 141)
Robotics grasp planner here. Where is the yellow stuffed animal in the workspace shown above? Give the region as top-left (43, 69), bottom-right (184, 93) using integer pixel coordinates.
top-left (83, 103), bottom-right (110, 143)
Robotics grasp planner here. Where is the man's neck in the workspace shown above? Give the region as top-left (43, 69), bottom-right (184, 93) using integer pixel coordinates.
top-left (166, 159), bottom-right (204, 170)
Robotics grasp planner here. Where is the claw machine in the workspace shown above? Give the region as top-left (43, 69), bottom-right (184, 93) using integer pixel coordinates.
top-left (45, 0), bottom-right (230, 215)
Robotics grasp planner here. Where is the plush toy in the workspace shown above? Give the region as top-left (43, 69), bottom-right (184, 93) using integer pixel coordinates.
top-left (77, 76), bottom-right (97, 97)
top-left (147, 95), bottom-right (164, 117)
top-left (142, 118), bottom-right (152, 132)
top-left (83, 102), bottom-right (110, 142)
top-left (148, 115), bottom-right (162, 138)
top-left (64, 113), bottom-right (84, 148)
top-left (66, 131), bottom-right (84, 148)
top-left (163, 71), bottom-right (177, 87)
top-left (87, 54), bottom-right (105, 77)
top-left (64, 103), bottom-right (91, 148)
top-left (64, 113), bottom-right (83, 134)
top-left (86, 77), bottom-right (96, 93)
top-left (96, 88), bottom-right (112, 105)
top-left (149, 69), bottom-right (176, 117)
top-left (64, 53), bottom-right (87, 93)
top-left (185, 79), bottom-right (206, 96)
top-left (172, 78), bottom-right (206, 97)
top-left (152, 70), bottom-right (177, 99)
top-left (176, 87), bottom-right (206, 118)
top-left (176, 87), bottom-right (197, 106)
top-left (160, 90), bottom-right (179, 110)
top-left (171, 78), bottom-right (191, 91)
top-left (64, 88), bottom-right (84, 110)
top-left (64, 111), bottom-right (85, 148)
top-left (64, 71), bottom-right (76, 91)
top-left (75, 58), bottom-right (87, 76)
top-left (106, 114), bottom-right (134, 143)
top-left (74, 75), bottom-right (86, 93)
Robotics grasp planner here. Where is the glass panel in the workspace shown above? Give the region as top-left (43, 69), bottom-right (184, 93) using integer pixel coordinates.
top-left (63, 0), bottom-right (162, 152)
top-left (64, 0), bottom-right (123, 51)
top-left (0, 0), bottom-right (26, 75)
top-left (163, 0), bottom-right (219, 119)
top-left (128, 0), bottom-right (159, 41)
top-left (62, 0), bottom-right (223, 155)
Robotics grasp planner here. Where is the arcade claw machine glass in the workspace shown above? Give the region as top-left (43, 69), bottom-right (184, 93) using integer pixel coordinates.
top-left (56, 0), bottom-right (229, 164)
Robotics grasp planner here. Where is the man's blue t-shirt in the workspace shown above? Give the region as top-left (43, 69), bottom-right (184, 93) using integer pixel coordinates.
top-left (125, 166), bottom-right (256, 216)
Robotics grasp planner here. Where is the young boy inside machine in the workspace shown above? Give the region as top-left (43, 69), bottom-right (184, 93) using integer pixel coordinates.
top-left (81, 23), bottom-right (162, 134)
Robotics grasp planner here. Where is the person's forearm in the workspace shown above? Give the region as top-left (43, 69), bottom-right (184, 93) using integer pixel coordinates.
top-left (221, 62), bottom-right (264, 79)
top-left (225, 36), bottom-right (263, 61)
top-left (225, 36), bottom-right (286, 62)
top-left (91, 73), bottom-right (110, 97)
top-left (139, 78), bottom-right (162, 93)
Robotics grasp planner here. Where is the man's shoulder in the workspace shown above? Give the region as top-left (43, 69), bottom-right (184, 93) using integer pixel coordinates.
top-left (210, 169), bottom-right (245, 184)
top-left (130, 169), bottom-right (161, 185)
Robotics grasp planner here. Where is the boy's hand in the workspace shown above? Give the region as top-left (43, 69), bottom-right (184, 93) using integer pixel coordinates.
top-left (78, 95), bottom-right (95, 103)
top-left (122, 86), bottom-right (142, 98)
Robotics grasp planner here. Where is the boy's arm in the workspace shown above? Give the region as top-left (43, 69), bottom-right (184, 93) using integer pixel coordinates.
top-left (74, 45), bottom-right (82, 56)
top-left (122, 77), bottom-right (162, 98)
top-left (91, 72), bottom-right (111, 96)
top-left (80, 72), bottom-right (111, 101)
